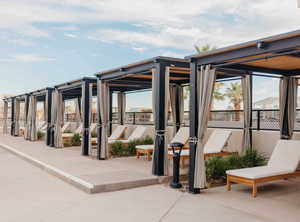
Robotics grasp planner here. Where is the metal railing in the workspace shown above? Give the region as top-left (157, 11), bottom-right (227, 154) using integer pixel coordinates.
top-left (59, 109), bottom-right (300, 131)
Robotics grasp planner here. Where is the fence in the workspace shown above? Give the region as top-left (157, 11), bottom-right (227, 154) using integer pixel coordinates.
top-left (35, 109), bottom-right (300, 131)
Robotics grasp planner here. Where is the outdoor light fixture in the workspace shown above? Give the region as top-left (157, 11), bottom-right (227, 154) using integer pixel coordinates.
top-left (256, 41), bottom-right (268, 49)
top-left (170, 142), bottom-right (184, 189)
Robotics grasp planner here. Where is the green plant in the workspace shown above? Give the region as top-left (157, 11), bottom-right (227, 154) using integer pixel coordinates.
top-left (205, 148), bottom-right (267, 183)
top-left (71, 133), bottom-right (81, 146)
top-left (110, 136), bottom-right (154, 157)
top-left (37, 131), bottom-right (45, 140)
top-left (64, 129), bottom-right (72, 133)
top-left (91, 131), bottom-right (97, 138)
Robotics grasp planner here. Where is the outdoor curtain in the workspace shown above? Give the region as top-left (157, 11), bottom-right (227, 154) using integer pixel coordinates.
top-left (52, 89), bottom-right (64, 148)
top-left (194, 65), bottom-right (216, 189)
top-left (169, 84), bottom-right (184, 135)
top-left (117, 92), bottom-right (126, 125)
top-left (98, 79), bottom-right (110, 159)
top-left (23, 95), bottom-right (29, 138)
top-left (14, 99), bottom-right (20, 136)
top-left (25, 95), bottom-right (37, 141)
top-left (2, 100), bottom-right (8, 134)
top-left (279, 76), bottom-right (298, 139)
top-left (85, 83), bottom-right (93, 154)
top-left (75, 97), bottom-right (82, 127)
top-left (241, 75), bottom-right (252, 150)
top-left (152, 67), bottom-right (169, 176)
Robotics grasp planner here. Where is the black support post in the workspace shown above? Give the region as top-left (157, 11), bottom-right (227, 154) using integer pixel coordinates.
top-left (46, 89), bottom-right (53, 146)
top-left (81, 80), bottom-right (90, 156)
top-left (188, 60), bottom-right (200, 194)
top-left (109, 90), bottom-right (113, 136)
top-left (152, 62), bottom-right (167, 176)
top-left (175, 85), bottom-right (181, 132)
top-left (10, 98), bottom-right (15, 136)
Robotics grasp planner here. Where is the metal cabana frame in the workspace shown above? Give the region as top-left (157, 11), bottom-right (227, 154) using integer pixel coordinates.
top-left (187, 29), bottom-right (300, 194)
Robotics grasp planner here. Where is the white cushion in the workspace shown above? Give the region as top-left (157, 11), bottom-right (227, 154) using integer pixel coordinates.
top-left (62, 133), bottom-right (74, 138)
top-left (204, 129), bottom-right (232, 154)
top-left (226, 166), bottom-right (292, 179)
top-left (136, 145), bottom-right (154, 150)
top-left (127, 126), bottom-right (147, 141)
top-left (62, 122), bottom-right (71, 132)
top-left (109, 125), bottom-right (126, 140)
top-left (170, 127), bottom-right (189, 145)
top-left (268, 139), bottom-right (300, 172)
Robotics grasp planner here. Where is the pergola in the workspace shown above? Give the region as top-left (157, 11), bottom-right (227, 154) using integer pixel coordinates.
top-left (3, 87), bottom-right (53, 141)
top-left (95, 56), bottom-right (238, 176)
top-left (50, 77), bottom-right (97, 156)
top-left (187, 30), bottom-right (300, 193)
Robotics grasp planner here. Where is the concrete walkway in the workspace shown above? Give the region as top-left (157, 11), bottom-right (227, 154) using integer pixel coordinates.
top-left (0, 135), bottom-right (160, 193)
top-left (2, 144), bottom-right (300, 221)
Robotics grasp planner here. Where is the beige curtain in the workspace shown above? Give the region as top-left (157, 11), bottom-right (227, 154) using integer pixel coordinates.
top-left (2, 100), bottom-right (8, 134)
top-left (152, 67), bottom-right (169, 176)
top-left (117, 92), bottom-right (126, 125)
top-left (53, 89), bottom-right (64, 148)
top-left (14, 99), bottom-right (20, 136)
top-left (88, 84), bottom-right (93, 154)
top-left (169, 84), bottom-right (184, 136)
top-left (26, 96), bottom-right (37, 141)
top-left (241, 75), bottom-right (251, 150)
top-left (75, 97), bottom-right (82, 127)
top-left (98, 80), bottom-right (110, 159)
top-left (194, 65), bottom-right (216, 189)
top-left (279, 76), bottom-right (298, 139)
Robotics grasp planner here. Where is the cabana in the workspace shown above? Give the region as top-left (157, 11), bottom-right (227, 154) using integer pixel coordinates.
top-left (187, 30), bottom-right (300, 194)
top-left (49, 78), bottom-right (97, 156)
top-left (3, 88), bottom-right (53, 142)
top-left (95, 56), bottom-right (190, 176)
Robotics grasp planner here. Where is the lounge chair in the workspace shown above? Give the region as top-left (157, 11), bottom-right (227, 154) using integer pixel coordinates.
top-left (61, 122), bottom-right (72, 133)
top-left (168, 129), bottom-right (233, 168)
top-left (62, 123), bottom-right (83, 141)
top-left (110, 126), bottom-right (147, 144)
top-left (136, 127), bottom-right (189, 161)
top-left (226, 139), bottom-right (300, 197)
top-left (91, 125), bottom-right (127, 145)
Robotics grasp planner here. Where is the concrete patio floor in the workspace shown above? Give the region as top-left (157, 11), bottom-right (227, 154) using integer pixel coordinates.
top-left (1, 147), bottom-right (300, 222)
top-left (0, 135), bottom-right (160, 193)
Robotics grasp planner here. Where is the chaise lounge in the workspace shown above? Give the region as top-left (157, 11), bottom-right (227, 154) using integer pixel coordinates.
top-left (226, 139), bottom-right (300, 197)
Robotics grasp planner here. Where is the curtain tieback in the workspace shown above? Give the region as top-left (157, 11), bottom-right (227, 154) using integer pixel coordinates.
top-left (189, 137), bottom-right (198, 145)
top-left (155, 130), bottom-right (166, 141)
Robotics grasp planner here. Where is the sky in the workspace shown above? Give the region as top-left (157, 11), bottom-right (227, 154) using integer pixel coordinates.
top-left (0, 0), bottom-right (299, 109)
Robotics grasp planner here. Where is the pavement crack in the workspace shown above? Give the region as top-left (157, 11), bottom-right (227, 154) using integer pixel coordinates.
top-left (158, 192), bottom-right (185, 222)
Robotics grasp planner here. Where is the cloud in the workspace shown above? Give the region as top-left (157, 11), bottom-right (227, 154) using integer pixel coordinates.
top-left (8, 39), bottom-right (34, 46)
top-left (161, 51), bottom-right (185, 58)
top-left (64, 33), bottom-right (78, 38)
top-left (132, 47), bottom-right (147, 52)
top-left (1, 0), bottom-right (300, 50)
top-left (0, 54), bottom-right (56, 63)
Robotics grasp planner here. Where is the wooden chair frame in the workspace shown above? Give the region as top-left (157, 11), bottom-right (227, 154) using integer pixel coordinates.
top-left (227, 170), bottom-right (300, 197)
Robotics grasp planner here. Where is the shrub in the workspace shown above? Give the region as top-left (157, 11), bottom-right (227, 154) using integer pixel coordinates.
top-left (110, 136), bottom-right (154, 157)
top-left (37, 131), bottom-right (45, 140)
top-left (71, 133), bottom-right (82, 146)
top-left (64, 129), bottom-right (72, 133)
top-left (91, 131), bottom-right (97, 138)
top-left (206, 148), bottom-right (267, 183)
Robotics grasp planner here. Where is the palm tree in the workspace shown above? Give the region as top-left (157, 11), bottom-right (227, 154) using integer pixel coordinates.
top-left (194, 43), bottom-right (217, 54)
top-left (225, 82), bottom-right (242, 120)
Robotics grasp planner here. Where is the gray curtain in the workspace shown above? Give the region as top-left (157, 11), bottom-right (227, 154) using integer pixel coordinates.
top-left (279, 76), bottom-right (298, 139)
top-left (88, 84), bottom-right (93, 154)
top-left (14, 99), bottom-right (20, 136)
top-left (53, 89), bottom-right (64, 148)
top-left (43, 101), bottom-right (47, 122)
top-left (152, 67), bottom-right (169, 176)
top-left (26, 96), bottom-right (37, 141)
top-left (241, 75), bottom-right (251, 150)
top-left (75, 97), bottom-right (82, 127)
top-left (23, 96), bottom-right (29, 138)
top-left (169, 84), bottom-right (184, 135)
top-left (98, 80), bottom-right (110, 159)
top-left (3, 100), bottom-right (8, 134)
top-left (117, 92), bottom-right (126, 125)
top-left (194, 65), bottom-right (216, 189)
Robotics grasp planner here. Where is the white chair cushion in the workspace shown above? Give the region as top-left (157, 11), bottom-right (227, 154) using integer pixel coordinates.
top-left (62, 133), bottom-right (74, 138)
top-left (204, 129), bottom-right (232, 154)
top-left (109, 125), bottom-right (126, 140)
top-left (268, 139), bottom-right (300, 172)
top-left (170, 127), bottom-right (189, 144)
top-left (127, 126), bottom-right (147, 141)
top-left (136, 145), bottom-right (154, 150)
top-left (226, 166), bottom-right (292, 179)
